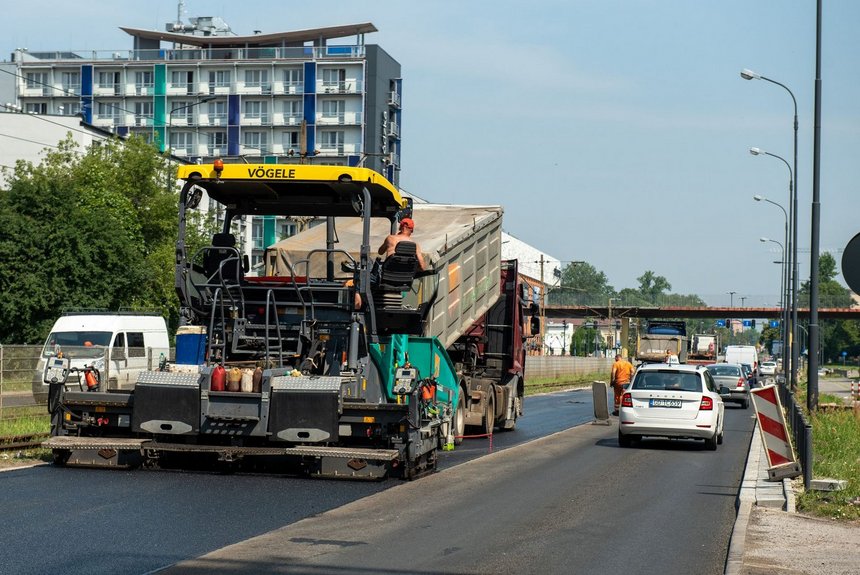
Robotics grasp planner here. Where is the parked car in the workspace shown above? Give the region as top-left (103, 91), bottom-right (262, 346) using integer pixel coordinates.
top-left (759, 361), bottom-right (777, 376)
top-left (705, 363), bottom-right (750, 409)
top-left (618, 363), bottom-right (726, 450)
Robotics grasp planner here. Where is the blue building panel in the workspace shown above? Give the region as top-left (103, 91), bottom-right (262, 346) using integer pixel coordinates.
top-left (228, 94), bottom-right (241, 156)
top-left (80, 65), bottom-right (93, 123)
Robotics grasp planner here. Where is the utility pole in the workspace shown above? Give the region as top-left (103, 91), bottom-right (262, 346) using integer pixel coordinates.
top-left (540, 254), bottom-right (546, 355)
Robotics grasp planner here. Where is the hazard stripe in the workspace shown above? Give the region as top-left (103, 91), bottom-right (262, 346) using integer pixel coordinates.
top-left (768, 448), bottom-right (791, 466)
top-left (752, 394), bottom-right (781, 423)
top-left (759, 413), bottom-right (788, 442)
top-left (752, 385), bottom-right (778, 406)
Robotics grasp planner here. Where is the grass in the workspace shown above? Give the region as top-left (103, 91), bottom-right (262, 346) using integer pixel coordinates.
top-left (792, 381), bottom-right (860, 521)
top-left (0, 407), bottom-right (50, 437)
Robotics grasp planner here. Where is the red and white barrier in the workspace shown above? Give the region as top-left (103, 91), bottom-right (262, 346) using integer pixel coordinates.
top-left (750, 384), bottom-right (802, 481)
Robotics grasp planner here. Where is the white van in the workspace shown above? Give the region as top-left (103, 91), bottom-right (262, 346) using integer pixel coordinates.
top-left (32, 312), bottom-right (169, 403)
top-left (724, 345), bottom-right (759, 374)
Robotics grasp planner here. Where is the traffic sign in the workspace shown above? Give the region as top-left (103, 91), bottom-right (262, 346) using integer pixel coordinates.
top-left (770, 320), bottom-right (780, 328)
top-left (742, 320), bottom-right (752, 327)
top-left (841, 351), bottom-right (848, 357)
top-left (715, 319), bottom-right (726, 327)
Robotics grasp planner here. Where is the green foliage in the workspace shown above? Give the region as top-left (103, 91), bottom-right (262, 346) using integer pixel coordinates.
top-left (796, 409), bottom-right (860, 521)
top-left (637, 270), bottom-right (671, 304)
top-left (0, 135), bottom-right (177, 344)
top-left (560, 262), bottom-right (615, 301)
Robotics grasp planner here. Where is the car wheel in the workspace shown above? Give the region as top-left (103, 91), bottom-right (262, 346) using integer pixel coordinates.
top-left (742, 398), bottom-right (750, 409)
top-left (618, 430), bottom-right (633, 448)
top-left (705, 433), bottom-right (718, 451)
top-left (717, 429), bottom-right (724, 445)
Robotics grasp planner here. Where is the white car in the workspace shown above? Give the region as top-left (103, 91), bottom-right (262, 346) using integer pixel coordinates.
top-left (759, 361), bottom-right (777, 376)
top-left (618, 363), bottom-right (726, 450)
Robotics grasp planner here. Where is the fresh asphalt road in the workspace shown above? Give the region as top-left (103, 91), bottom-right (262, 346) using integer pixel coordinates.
top-left (0, 388), bottom-right (595, 575)
top-left (163, 403), bottom-right (757, 575)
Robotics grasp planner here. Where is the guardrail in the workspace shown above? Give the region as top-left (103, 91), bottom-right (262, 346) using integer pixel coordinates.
top-left (776, 377), bottom-right (812, 490)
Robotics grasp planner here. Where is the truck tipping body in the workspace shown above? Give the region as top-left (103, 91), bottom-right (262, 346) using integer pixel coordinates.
top-left (44, 163), bottom-right (534, 479)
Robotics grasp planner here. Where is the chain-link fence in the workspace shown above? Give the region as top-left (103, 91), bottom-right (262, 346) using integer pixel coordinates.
top-left (0, 345), bottom-right (43, 433)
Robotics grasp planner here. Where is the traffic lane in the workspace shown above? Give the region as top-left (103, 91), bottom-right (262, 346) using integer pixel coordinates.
top-left (160, 404), bottom-right (755, 575)
top-left (0, 390), bottom-right (591, 575)
top-left (438, 387), bottom-right (595, 469)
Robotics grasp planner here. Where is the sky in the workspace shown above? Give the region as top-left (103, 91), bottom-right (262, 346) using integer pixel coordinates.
top-left (2, 0), bottom-right (858, 306)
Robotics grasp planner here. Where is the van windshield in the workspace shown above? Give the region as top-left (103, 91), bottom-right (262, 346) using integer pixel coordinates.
top-left (42, 331), bottom-right (111, 359)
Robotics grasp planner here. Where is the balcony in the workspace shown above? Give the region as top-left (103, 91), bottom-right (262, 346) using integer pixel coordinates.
top-left (317, 111), bottom-right (363, 126)
top-left (281, 113), bottom-right (303, 126)
top-left (318, 80), bottom-right (363, 94)
top-left (239, 83), bottom-right (272, 95)
top-left (388, 91), bottom-right (401, 108)
top-left (207, 115), bottom-right (228, 127)
top-left (131, 83), bottom-right (154, 96)
top-left (60, 84), bottom-right (82, 96)
top-left (386, 121), bottom-right (400, 138)
top-left (242, 114), bottom-right (271, 126)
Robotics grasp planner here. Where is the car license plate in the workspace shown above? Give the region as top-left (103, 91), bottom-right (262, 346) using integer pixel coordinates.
top-left (649, 398), bottom-right (682, 408)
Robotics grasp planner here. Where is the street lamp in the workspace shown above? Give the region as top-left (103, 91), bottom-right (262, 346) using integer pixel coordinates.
top-left (728, 291), bottom-right (736, 308)
top-left (167, 96), bottom-right (216, 155)
top-left (741, 68), bottom-right (799, 391)
top-left (755, 195), bottom-right (790, 374)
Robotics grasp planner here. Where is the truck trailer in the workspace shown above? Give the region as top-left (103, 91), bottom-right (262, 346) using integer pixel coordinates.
top-left (635, 320), bottom-right (688, 364)
top-left (43, 163), bottom-right (537, 479)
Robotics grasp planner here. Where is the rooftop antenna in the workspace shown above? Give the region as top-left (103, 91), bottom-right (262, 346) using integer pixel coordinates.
top-left (177, 0), bottom-right (185, 28)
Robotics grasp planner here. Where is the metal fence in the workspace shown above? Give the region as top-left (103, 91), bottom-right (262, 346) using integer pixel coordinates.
top-left (777, 378), bottom-right (813, 490)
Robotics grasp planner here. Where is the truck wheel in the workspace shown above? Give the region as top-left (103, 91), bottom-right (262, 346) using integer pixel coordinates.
top-left (500, 395), bottom-right (519, 431)
top-left (52, 449), bottom-right (70, 466)
top-left (454, 390), bottom-right (466, 445)
top-left (483, 392), bottom-right (495, 437)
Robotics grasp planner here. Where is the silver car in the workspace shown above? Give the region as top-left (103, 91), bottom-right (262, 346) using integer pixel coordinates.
top-left (705, 363), bottom-right (750, 408)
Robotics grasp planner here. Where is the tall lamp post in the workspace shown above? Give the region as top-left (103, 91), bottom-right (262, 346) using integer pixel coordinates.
top-left (741, 68), bottom-right (799, 391)
top-left (761, 237), bottom-right (787, 365)
top-left (755, 194), bottom-right (791, 378)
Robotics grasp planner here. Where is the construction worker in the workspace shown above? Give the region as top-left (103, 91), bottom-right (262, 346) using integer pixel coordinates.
top-left (377, 217), bottom-right (427, 271)
top-left (610, 353), bottom-right (635, 416)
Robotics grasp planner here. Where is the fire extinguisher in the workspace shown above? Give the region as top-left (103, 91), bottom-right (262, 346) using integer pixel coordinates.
top-left (84, 367), bottom-right (100, 391)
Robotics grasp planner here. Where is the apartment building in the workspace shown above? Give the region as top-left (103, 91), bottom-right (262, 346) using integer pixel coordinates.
top-left (2, 17), bottom-right (403, 270)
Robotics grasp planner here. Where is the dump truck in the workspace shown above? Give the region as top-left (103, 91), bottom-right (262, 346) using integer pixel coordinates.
top-left (687, 333), bottom-right (718, 364)
top-left (635, 320), bottom-right (688, 364)
top-left (43, 163), bottom-right (537, 479)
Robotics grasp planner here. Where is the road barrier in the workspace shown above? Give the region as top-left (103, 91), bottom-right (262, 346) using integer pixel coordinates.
top-left (751, 384), bottom-right (802, 483)
top-left (773, 381), bottom-right (812, 489)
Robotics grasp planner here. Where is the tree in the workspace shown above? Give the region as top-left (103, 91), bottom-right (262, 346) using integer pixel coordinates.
top-left (637, 271), bottom-right (671, 304)
top-left (0, 135), bottom-right (178, 343)
top-left (557, 262), bottom-right (615, 306)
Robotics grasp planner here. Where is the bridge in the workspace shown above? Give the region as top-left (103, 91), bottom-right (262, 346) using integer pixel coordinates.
top-left (544, 305), bottom-right (860, 320)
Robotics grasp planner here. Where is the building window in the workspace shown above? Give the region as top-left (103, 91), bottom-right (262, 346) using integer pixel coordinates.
top-left (97, 71), bottom-right (121, 94)
top-left (169, 131), bottom-right (193, 154)
top-left (207, 131), bottom-right (227, 156)
top-left (278, 221), bottom-right (297, 240)
top-left (208, 69), bottom-right (231, 89)
top-left (283, 99), bottom-right (302, 124)
top-left (319, 130), bottom-right (344, 154)
top-left (24, 102), bottom-right (47, 114)
top-left (243, 100), bottom-right (269, 122)
top-left (321, 100), bottom-right (345, 124)
top-left (244, 69), bottom-right (269, 89)
top-left (282, 131), bottom-right (299, 152)
top-left (61, 72), bottom-right (80, 96)
top-left (56, 102), bottom-right (81, 116)
top-left (283, 68), bottom-right (303, 92)
top-left (252, 219), bottom-right (264, 250)
top-left (96, 101), bottom-right (121, 122)
top-left (134, 71), bottom-right (154, 94)
top-left (170, 100), bottom-right (195, 124)
top-left (134, 101), bottom-right (153, 126)
top-left (208, 100), bottom-right (228, 125)
top-left (244, 131), bottom-right (268, 154)
top-left (321, 68), bottom-right (346, 92)
top-left (170, 70), bottom-right (194, 92)
top-left (25, 72), bottom-right (48, 90)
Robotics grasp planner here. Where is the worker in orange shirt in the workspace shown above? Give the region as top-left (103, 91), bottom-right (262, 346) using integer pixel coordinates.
top-left (610, 353), bottom-right (635, 416)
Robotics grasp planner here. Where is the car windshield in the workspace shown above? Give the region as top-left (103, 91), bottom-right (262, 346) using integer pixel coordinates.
top-left (707, 365), bottom-right (741, 377)
top-left (42, 331), bottom-right (111, 360)
top-left (632, 371), bottom-right (702, 392)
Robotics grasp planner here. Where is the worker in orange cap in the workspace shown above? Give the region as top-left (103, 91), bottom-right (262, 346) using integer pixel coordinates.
top-left (377, 217), bottom-right (427, 271)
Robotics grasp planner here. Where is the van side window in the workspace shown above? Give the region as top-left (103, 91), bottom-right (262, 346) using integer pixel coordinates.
top-left (127, 332), bottom-right (145, 358)
top-left (113, 332), bottom-right (125, 350)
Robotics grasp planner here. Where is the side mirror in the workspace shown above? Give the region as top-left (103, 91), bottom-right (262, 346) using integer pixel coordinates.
top-left (530, 316), bottom-right (541, 336)
top-left (242, 254), bottom-right (250, 273)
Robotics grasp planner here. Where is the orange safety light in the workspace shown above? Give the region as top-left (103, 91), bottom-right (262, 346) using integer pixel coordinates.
top-left (213, 158), bottom-right (224, 173)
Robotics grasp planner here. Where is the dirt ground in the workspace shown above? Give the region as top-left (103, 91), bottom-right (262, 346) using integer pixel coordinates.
top-left (740, 505), bottom-right (860, 575)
